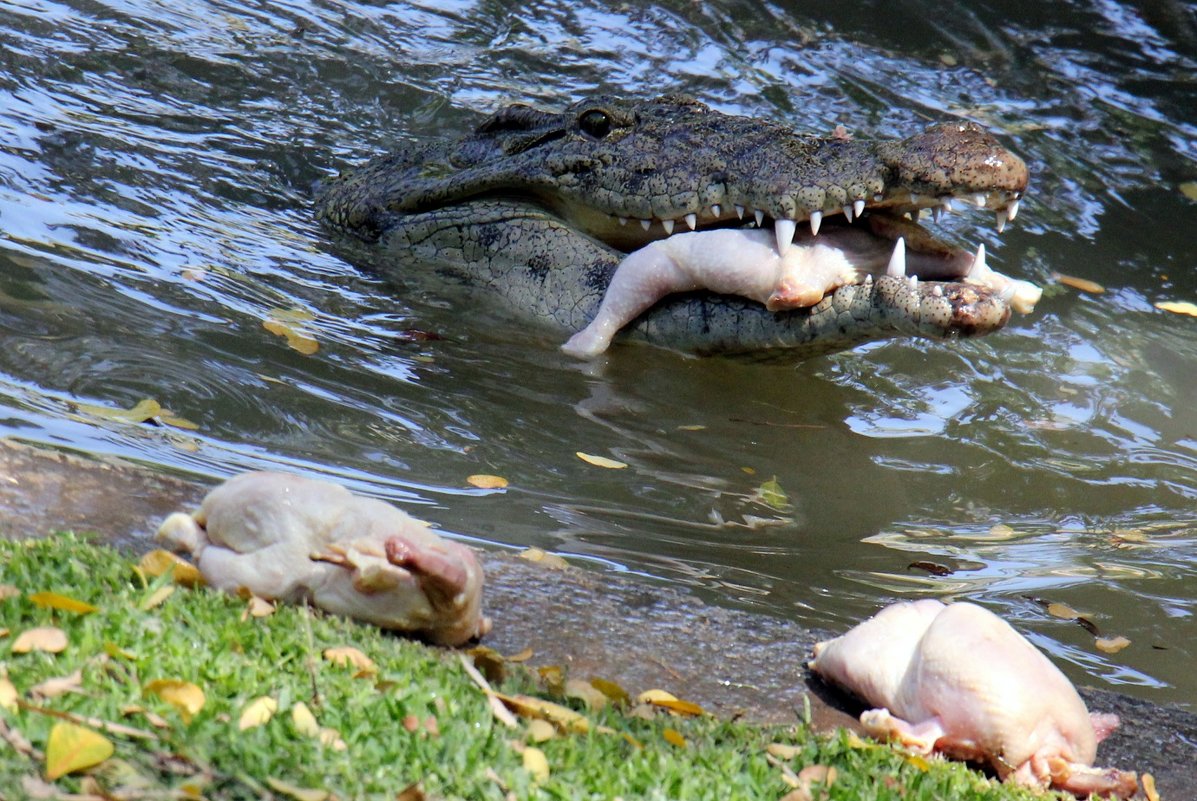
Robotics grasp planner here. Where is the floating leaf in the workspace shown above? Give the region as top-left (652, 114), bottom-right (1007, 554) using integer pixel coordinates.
top-left (0, 676), bottom-right (17, 711)
top-left (1179, 182), bottom-right (1197, 202)
top-left (144, 679), bottom-right (205, 723)
top-left (518, 547), bottom-right (569, 569)
top-left (264, 311), bottom-right (319, 355)
top-left (755, 476), bottom-right (791, 511)
top-left (1046, 602), bottom-right (1081, 620)
top-left (1155, 300), bottom-right (1197, 317)
top-left (1096, 635), bottom-right (1132, 654)
top-left (265, 777), bottom-right (329, 801)
top-left (31, 668), bottom-right (84, 699)
top-left (28, 592), bottom-right (98, 614)
top-left (322, 646), bottom-right (376, 675)
top-left (12, 626), bottom-right (68, 654)
top-left (238, 696), bottom-right (278, 730)
top-left (907, 561), bottom-right (953, 577)
top-left (1053, 273), bottom-right (1105, 294)
top-left (575, 452), bottom-right (627, 469)
top-left (662, 728), bottom-right (687, 748)
top-left (159, 413), bottom-right (200, 431)
top-left (44, 722), bottom-right (114, 780)
top-left (74, 398), bottom-right (162, 424)
top-left (522, 746), bottom-right (549, 782)
top-left (137, 550), bottom-right (204, 587)
top-left (467, 474), bottom-right (508, 489)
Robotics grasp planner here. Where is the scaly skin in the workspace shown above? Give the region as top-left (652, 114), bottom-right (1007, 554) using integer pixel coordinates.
top-left (317, 95), bottom-right (1029, 356)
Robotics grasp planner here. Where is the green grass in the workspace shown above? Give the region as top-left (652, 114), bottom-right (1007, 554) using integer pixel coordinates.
top-left (0, 534), bottom-right (1058, 800)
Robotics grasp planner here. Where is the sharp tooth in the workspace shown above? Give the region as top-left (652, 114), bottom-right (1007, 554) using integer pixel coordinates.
top-left (995, 211), bottom-right (1006, 234)
top-left (842, 204), bottom-right (854, 223)
top-left (662, 219), bottom-right (675, 234)
top-left (973, 193), bottom-right (987, 208)
top-left (863, 273), bottom-right (873, 287)
top-left (853, 199), bottom-right (865, 218)
top-left (640, 219), bottom-right (652, 231)
top-left (775, 219), bottom-right (797, 254)
top-left (710, 204), bottom-right (721, 217)
top-left (754, 209), bottom-right (765, 227)
top-left (874, 193), bottom-right (884, 202)
top-left (886, 236), bottom-right (907, 277)
top-left (932, 206), bottom-right (942, 223)
top-left (908, 274), bottom-right (918, 290)
top-left (618, 217), bottom-right (628, 225)
top-left (1007, 198), bottom-right (1020, 221)
top-left (940, 197), bottom-right (953, 213)
top-left (932, 285), bottom-right (943, 297)
top-left (735, 204), bottom-right (745, 219)
top-left (809, 210), bottom-right (823, 236)
top-left (968, 243), bottom-right (987, 277)
top-left (684, 213), bottom-right (697, 230)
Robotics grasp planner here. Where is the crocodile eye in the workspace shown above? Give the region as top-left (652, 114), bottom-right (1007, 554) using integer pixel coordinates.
top-left (578, 109), bottom-right (612, 139)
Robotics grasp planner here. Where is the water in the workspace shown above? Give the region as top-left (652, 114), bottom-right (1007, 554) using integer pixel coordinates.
top-left (1, 0), bottom-right (1195, 709)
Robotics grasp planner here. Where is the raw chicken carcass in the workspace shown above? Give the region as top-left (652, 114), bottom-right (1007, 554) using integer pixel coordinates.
top-left (157, 471), bottom-right (489, 646)
top-left (809, 600), bottom-right (1138, 797)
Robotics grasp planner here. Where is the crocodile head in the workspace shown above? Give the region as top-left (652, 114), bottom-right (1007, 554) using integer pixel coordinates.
top-left (391, 95), bottom-right (1027, 290)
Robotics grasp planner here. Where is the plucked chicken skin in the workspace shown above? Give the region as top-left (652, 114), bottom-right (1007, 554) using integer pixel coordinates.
top-left (157, 471), bottom-right (489, 646)
top-left (809, 600), bottom-right (1138, 797)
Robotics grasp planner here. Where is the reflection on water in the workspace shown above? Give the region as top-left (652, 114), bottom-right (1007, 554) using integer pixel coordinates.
top-left (1, 0), bottom-right (1195, 708)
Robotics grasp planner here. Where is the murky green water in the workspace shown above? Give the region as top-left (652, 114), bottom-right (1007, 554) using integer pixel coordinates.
top-left (1, 0), bottom-right (1194, 708)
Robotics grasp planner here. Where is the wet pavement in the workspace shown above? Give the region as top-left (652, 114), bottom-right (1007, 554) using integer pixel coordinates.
top-left (2, 438), bottom-right (1194, 798)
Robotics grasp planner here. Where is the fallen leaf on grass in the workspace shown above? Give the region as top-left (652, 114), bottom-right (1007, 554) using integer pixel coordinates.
top-left (636, 689), bottom-right (706, 716)
top-left (1155, 300), bottom-right (1197, 317)
top-left (31, 669), bottom-right (84, 700)
top-left (119, 705), bottom-right (170, 729)
top-left (137, 551), bottom-right (204, 587)
top-left (12, 626), bottom-right (68, 654)
top-left (766, 743), bottom-right (803, 760)
top-left (139, 585), bottom-right (175, 611)
top-left (44, 722), bottom-right (114, 780)
top-left (662, 728), bottom-right (686, 748)
top-left (522, 746), bottom-right (549, 782)
top-left (588, 677), bottom-right (629, 705)
top-left (467, 474), bottom-right (508, 489)
top-left (0, 584), bottom-right (18, 599)
top-left (238, 696), bottom-right (278, 730)
top-left (28, 592), bottom-right (98, 614)
top-left (492, 692), bottom-right (590, 734)
top-left (1095, 635), bottom-right (1131, 654)
top-left (526, 719), bottom-right (556, 743)
top-left (564, 679), bottom-right (607, 711)
top-left (575, 452), bottom-right (627, 469)
top-left (323, 646), bottom-right (376, 676)
top-left (144, 679), bottom-right (205, 723)
top-left (505, 647), bottom-right (534, 663)
top-left (0, 677), bottom-right (17, 711)
top-left (265, 777), bottom-right (329, 801)
top-left (242, 595), bottom-right (275, 619)
top-left (291, 702), bottom-right (320, 737)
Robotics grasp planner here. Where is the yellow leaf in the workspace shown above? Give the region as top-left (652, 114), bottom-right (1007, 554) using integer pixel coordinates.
top-left (243, 595), bottom-right (275, 619)
top-left (263, 317), bottom-right (319, 355)
top-left (467, 474), bottom-right (508, 489)
top-left (754, 476), bottom-right (790, 511)
top-left (104, 642), bottom-right (138, 660)
top-left (1179, 181), bottom-right (1197, 202)
top-left (144, 679), bottom-right (205, 723)
top-left (74, 398), bottom-right (162, 424)
top-left (1053, 273), bottom-right (1105, 294)
top-left (589, 677), bottom-right (629, 705)
top-left (1155, 300), bottom-right (1197, 317)
top-left (526, 719), bottom-right (556, 743)
top-left (44, 722), bottom-right (114, 780)
top-left (506, 647), bottom-right (534, 663)
top-left (159, 413), bottom-right (200, 431)
top-left (522, 746), bottom-right (549, 782)
top-left (140, 585), bottom-right (175, 611)
top-left (648, 697), bottom-right (706, 716)
top-left (137, 550), bottom-right (204, 587)
top-left (28, 592), bottom-right (98, 614)
top-left (12, 626), bottom-right (68, 654)
top-left (0, 677), bottom-right (17, 711)
top-left (1046, 602), bottom-right (1081, 620)
top-left (564, 679), bottom-right (607, 711)
top-left (291, 702), bottom-right (320, 737)
top-left (1143, 772), bottom-right (1160, 801)
top-left (239, 696), bottom-right (278, 731)
top-left (265, 777), bottom-right (329, 801)
top-left (766, 743), bottom-right (803, 760)
top-left (492, 692), bottom-right (590, 734)
top-left (1095, 635), bottom-right (1132, 654)
top-left (636, 689), bottom-right (677, 704)
top-left (798, 765), bottom-right (838, 785)
top-left (518, 547), bottom-right (569, 569)
top-left (317, 727), bottom-right (347, 751)
top-left (322, 646), bottom-right (376, 675)
top-left (662, 728), bottom-right (687, 748)
top-left (575, 452), bottom-right (627, 469)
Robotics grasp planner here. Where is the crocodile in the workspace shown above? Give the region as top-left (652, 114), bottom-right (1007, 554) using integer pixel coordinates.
top-left (316, 94), bottom-right (1035, 357)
